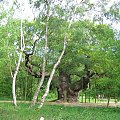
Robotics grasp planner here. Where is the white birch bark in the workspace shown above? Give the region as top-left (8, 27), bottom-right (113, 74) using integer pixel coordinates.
top-left (40, 117), bottom-right (44, 120)
top-left (12, 1), bottom-right (24, 106)
top-left (30, 4), bottom-right (50, 107)
top-left (38, 1), bottom-right (79, 108)
top-left (12, 51), bottom-right (23, 106)
top-left (38, 36), bottom-right (67, 108)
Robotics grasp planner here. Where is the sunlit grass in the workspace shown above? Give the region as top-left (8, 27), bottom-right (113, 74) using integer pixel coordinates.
top-left (0, 102), bottom-right (120, 120)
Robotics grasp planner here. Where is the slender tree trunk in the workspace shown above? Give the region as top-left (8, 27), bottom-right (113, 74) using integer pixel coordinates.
top-left (30, 3), bottom-right (49, 108)
top-left (107, 89), bottom-right (110, 107)
top-left (30, 71), bottom-right (46, 107)
top-left (85, 92), bottom-right (87, 103)
top-left (94, 80), bottom-right (97, 103)
top-left (114, 93), bottom-right (118, 103)
top-left (38, 1), bottom-right (81, 108)
top-left (89, 94), bottom-right (90, 103)
top-left (38, 37), bottom-right (67, 108)
top-left (81, 91), bottom-right (84, 103)
top-left (107, 95), bottom-right (110, 107)
top-left (37, 79), bottom-right (39, 102)
top-left (12, 51), bottom-right (23, 106)
top-left (88, 83), bottom-right (91, 103)
top-left (12, 2), bottom-right (25, 106)
top-left (24, 76), bottom-right (27, 101)
top-left (81, 77), bottom-right (84, 103)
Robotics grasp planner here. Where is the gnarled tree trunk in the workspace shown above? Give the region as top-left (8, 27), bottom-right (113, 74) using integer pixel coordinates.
top-left (57, 70), bottom-right (95, 102)
top-left (57, 70), bottom-right (70, 102)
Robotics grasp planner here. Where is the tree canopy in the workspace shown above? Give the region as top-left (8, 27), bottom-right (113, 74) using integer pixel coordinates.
top-left (0, 0), bottom-right (120, 107)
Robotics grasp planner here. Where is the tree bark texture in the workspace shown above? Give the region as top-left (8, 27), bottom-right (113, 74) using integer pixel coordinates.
top-left (12, 10), bottom-right (25, 106)
top-left (30, 3), bottom-right (50, 107)
top-left (38, 36), bottom-right (67, 108)
top-left (57, 70), bottom-right (95, 102)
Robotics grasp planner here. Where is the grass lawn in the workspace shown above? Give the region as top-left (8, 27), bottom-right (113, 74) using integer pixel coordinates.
top-left (0, 102), bottom-right (120, 120)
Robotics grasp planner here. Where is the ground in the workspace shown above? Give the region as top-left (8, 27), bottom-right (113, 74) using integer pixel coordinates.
top-left (0, 100), bottom-right (120, 107)
top-left (48, 101), bottom-right (120, 108)
top-left (0, 101), bottom-right (120, 120)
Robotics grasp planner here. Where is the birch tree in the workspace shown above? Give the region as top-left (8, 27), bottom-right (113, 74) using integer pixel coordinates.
top-left (11, 1), bottom-right (25, 106)
top-left (30, 1), bottom-right (50, 107)
top-left (38, 0), bottom-right (81, 108)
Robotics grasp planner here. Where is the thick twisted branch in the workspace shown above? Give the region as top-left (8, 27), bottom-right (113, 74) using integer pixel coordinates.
top-left (24, 40), bottom-right (49, 78)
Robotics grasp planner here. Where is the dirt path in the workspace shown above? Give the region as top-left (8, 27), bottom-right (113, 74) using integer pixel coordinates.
top-left (47, 102), bottom-right (120, 108)
top-left (0, 100), bottom-right (120, 108)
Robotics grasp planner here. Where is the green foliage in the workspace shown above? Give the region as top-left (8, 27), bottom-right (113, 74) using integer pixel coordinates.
top-left (0, 0), bottom-right (120, 102)
top-left (0, 15), bottom-right (21, 98)
top-left (105, 1), bottom-right (120, 22)
top-left (96, 77), bottom-right (120, 95)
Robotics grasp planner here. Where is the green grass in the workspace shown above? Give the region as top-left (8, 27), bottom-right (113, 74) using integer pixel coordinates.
top-left (0, 102), bottom-right (120, 120)
top-left (0, 97), bottom-right (12, 101)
